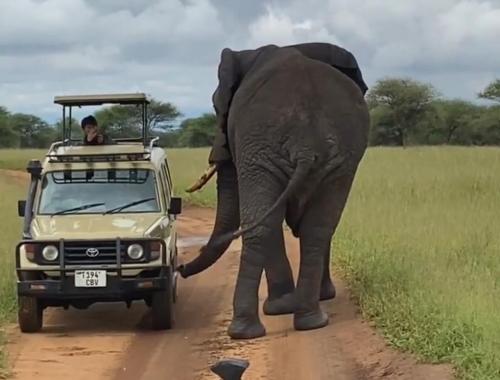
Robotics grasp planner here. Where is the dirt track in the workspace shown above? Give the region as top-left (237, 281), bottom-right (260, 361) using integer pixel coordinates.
top-left (4, 201), bottom-right (453, 380)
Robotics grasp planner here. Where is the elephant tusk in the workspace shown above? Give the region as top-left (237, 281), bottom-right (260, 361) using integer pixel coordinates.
top-left (185, 164), bottom-right (217, 193)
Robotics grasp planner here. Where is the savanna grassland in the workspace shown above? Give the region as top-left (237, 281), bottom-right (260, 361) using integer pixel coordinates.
top-left (0, 146), bottom-right (499, 379)
top-left (0, 177), bottom-right (24, 375)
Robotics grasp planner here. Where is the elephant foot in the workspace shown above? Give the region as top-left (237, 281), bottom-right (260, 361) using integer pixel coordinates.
top-left (320, 279), bottom-right (336, 301)
top-left (294, 309), bottom-right (329, 331)
top-left (228, 317), bottom-right (266, 339)
top-left (263, 292), bottom-right (296, 315)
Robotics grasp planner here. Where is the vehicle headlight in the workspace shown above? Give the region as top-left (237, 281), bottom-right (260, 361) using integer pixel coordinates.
top-left (42, 245), bottom-right (59, 261)
top-left (127, 244), bottom-right (144, 260)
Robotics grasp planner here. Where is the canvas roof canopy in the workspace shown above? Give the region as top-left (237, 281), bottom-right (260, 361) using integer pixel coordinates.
top-left (53, 93), bottom-right (150, 106)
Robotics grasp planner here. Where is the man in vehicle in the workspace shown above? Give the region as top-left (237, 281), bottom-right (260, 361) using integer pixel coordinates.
top-left (81, 115), bottom-right (112, 145)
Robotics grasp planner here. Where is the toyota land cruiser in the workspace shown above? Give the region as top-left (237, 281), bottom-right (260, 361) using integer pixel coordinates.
top-left (16, 93), bottom-right (181, 332)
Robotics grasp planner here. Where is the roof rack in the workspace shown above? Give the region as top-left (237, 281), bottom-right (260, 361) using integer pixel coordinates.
top-left (54, 92), bottom-right (151, 146)
top-left (45, 137), bottom-right (159, 163)
top-left (54, 93), bottom-right (150, 106)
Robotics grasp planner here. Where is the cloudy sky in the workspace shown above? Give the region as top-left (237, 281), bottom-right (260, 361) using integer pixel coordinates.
top-left (1, 0), bottom-right (499, 123)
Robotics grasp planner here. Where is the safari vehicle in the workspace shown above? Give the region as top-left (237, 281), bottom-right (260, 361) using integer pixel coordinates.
top-left (16, 93), bottom-right (182, 332)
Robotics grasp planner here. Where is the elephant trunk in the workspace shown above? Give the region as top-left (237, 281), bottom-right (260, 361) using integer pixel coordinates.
top-left (178, 161), bottom-right (240, 278)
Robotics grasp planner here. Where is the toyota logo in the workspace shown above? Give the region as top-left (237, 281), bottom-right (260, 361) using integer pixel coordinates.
top-left (85, 248), bottom-right (100, 258)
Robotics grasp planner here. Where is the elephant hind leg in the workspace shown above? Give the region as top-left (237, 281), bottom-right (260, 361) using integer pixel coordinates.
top-left (320, 244), bottom-right (336, 301)
top-left (228, 170), bottom-right (287, 339)
top-left (294, 173), bottom-right (356, 331)
top-left (287, 196), bottom-right (336, 302)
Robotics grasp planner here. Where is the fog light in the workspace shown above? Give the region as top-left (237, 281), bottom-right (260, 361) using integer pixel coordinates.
top-left (137, 281), bottom-right (154, 289)
top-left (30, 284), bottom-right (47, 290)
top-left (127, 244), bottom-right (144, 260)
top-left (42, 245), bottom-right (59, 261)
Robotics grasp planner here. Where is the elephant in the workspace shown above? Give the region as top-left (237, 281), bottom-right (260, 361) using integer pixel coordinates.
top-left (178, 42), bottom-right (370, 339)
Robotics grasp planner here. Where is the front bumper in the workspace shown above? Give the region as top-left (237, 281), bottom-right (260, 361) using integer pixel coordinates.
top-left (17, 274), bottom-right (168, 301)
top-left (16, 238), bottom-right (170, 302)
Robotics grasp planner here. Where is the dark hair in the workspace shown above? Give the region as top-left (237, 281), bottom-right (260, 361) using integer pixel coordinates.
top-left (81, 115), bottom-right (98, 128)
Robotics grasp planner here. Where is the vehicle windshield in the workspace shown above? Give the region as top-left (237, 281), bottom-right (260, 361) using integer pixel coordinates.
top-left (38, 169), bottom-right (160, 215)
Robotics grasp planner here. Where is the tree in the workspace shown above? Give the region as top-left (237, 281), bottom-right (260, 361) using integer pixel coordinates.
top-left (10, 113), bottom-right (56, 148)
top-left (0, 106), bottom-right (20, 147)
top-left (94, 99), bottom-right (181, 139)
top-left (367, 78), bottom-right (437, 146)
top-left (177, 113), bottom-right (216, 147)
top-left (53, 117), bottom-right (82, 141)
top-left (469, 106), bottom-right (500, 145)
top-left (479, 79), bottom-right (500, 103)
top-left (433, 100), bottom-right (481, 144)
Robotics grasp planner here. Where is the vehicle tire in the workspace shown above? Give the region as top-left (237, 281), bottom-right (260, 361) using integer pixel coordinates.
top-left (151, 268), bottom-right (174, 330)
top-left (18, 296), bottom-right (43, 333)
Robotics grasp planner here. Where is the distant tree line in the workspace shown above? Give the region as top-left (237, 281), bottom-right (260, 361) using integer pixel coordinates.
top-left (368, 78), bottom-right (500, 146)
top-left (0, 79), bottom-right (499, 149)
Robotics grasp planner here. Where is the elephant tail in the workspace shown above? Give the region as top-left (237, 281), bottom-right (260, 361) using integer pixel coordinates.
top-left (212, 158), bottom-right (314, 246)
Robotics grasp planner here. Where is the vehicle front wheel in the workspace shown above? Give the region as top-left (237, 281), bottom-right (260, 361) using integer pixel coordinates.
top-left (18, 296), bottom-right (43, 333)
top-left (151, 269), bottom-right (174, 330)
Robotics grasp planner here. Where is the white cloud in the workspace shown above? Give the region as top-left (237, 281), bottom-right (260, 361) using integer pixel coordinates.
top-left (0, 0), bottom-right (499, 123)
top-left (247, 6), bottom-right (340, 48)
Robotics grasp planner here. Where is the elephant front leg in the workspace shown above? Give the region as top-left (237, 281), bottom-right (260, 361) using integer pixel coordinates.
top-left (263, 233), bottom-right (335, 315)
top-left (262, 230), bottom-right (296, 316)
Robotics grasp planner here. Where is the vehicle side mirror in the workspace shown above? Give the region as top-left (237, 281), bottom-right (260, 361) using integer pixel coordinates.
top-left (168, 197), bottom-right (182, 215)
top-left (18, 200), bottom-right (26, 217)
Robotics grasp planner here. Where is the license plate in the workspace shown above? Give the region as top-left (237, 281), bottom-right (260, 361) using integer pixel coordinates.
top-left (74, 270), bottom-right (107, 287)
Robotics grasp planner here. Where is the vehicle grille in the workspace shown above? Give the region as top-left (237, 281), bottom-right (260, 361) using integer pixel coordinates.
top-left (64, 241), bottom-right (126, 265)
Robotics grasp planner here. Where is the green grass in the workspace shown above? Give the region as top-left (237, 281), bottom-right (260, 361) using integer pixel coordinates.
top-left (333, 146), bottom-right (500, 380)
top-left (0, 179), bottom-right (24, 375)
top-left (1, 147), bottom-right (500, 379)
top-left (0, 149), bottom-right (44, 171)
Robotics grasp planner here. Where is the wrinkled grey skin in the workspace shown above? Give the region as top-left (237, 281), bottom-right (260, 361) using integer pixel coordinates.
top-left (179, 43), bottom-right (370, 339)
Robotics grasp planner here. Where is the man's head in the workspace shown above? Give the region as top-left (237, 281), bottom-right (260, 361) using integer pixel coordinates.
top-left (81, 115), bottom-right (98, 136)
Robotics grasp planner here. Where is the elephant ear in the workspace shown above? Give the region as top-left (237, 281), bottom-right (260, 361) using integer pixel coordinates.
top-left (288, 42), bottom-right (368, 95)
top-left (208, 48), bottom-right (240, 164)
top-left (212, 48), bottom-right (240, 132)
top-left (207, 44), bottom-right (279, 165)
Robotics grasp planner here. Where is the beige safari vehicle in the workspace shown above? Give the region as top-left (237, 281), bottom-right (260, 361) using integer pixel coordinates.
top-left (16, 93), bottom-right (182, 332)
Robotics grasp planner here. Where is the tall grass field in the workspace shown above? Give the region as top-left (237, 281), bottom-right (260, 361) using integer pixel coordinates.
top-left (1, 146), bottom-right (499, 379)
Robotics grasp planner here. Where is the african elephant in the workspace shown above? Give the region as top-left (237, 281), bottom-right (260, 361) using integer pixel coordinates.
top-left (178, 43), bottom-right (370, 339)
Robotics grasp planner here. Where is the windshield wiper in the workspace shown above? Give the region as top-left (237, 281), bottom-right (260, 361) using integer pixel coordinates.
top-left (104, 197), bottom-right (156, 215)
top-left (51, 202), bottom-right (105, 216)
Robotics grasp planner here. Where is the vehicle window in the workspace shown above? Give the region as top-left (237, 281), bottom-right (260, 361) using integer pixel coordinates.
top-left (156, 167), bottom-right (167, 210)
top-left (159, 164), bottom-right (171, 204)
top-left (38, 169), bottom-right (160, 215)
top-left (163, 159), bottom-right (173, 191)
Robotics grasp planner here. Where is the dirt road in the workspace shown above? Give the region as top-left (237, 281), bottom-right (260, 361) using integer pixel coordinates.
top-left (5, 206), bottom-right (453, 380)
